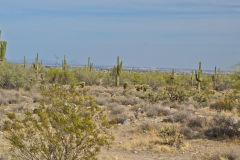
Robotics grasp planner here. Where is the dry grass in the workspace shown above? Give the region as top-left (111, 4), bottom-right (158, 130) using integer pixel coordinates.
top-left (207, 151), bottom-right (240, 160)
top-left (143, 104), bottom-right (170, 117)
top-left (0, 89), bottom-right (25, 105)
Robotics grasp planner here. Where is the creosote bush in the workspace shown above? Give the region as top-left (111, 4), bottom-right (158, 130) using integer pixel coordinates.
top-left (73, 67), bottom-right (102, 86)
top-left (44, 67), bottom-right (76, 85)
top-left (2, 83), bottom-right (113, 160)
top-left (0, 62), bottom-right (35, 90)
top-left (212, 91), bottom-right (240, 111)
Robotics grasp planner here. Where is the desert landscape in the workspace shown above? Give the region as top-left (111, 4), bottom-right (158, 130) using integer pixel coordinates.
top-left (0, 46), bottom-right (240, 159)
top-left (1, 0), bottom-right (240, 159)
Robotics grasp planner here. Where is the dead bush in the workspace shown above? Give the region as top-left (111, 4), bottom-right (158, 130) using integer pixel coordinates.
top-left (94, 97), bottom-right (108, 106)
top-left (172, 111), bottom-right (192, 123)
top-left (0, 89), bottom-right (24, 105)
top-left (205, 115), bottom-right (240, 139)
top-left (111, 105), bottom-right (125, 115)
top-left (187, 116), bottom-right (207, 128)
top-left (144, 105), bottom-right (170, 117)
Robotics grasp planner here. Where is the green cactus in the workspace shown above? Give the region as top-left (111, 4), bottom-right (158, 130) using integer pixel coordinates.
top-left (212, 66), bottom-right (217, 89)
top-left (88, 57), bottom-right (90, 71)
top-left (24, 56), bottom-right (26, 68)
top-left (32, 53), bottom-right (42, 79)
top-left (88, 57), bottom-right (93, 72)
top-left (0, 29), bottom-right (7, 61)
top-left (78, 81), bottom-right (85, 88)
top-left (170, 69), bottom-right (175, 85)
top-left (113, 56), bottom-right (122, 87)
top-left (90, 62), bottom-right (93, 72)
top-left (33, 53), bottom-right (39, 77)
top-left (191, 70), bottom-right (194, 86)
top-left (62, 55), bottom-right (68, 71)
top-left (195, 61), bottom-right (203, 92)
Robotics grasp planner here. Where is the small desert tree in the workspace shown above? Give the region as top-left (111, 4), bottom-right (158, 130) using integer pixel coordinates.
top-left (2, 83), bottom-right (113, 160)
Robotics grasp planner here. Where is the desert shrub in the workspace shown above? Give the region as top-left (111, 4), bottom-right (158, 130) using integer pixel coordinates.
top-left (145, 91), bottom-right (160, 104)
top-left (193, 92), bottom-right (208, 106)
top-left (139, 122), bottom-right (158, 132)
top-left (109, 96), bottom-right (142, 106)
top-left (214, 74), bottom-right (233, 91)
top-left (44, 67), bottom-right (76, 85)
top-left (143, 105), bottom-right (170, 117)
top-left (0, 90), bottom-right (25, 105)
top-left (94, 96), bottom-right (108, 106)
top-left (208, 152), bottom-right (239, 160)
top-left (110, 114), bottom-right (129, 124)
top-left (0, 62), bottom-right (35, 90)
top-left (172, 111), bottom-right (193, 123)
top-left (205, 115), bottom-right (240, 139)
top-left (102, 72), bottom-right (115, 87)
top-left (73, 67), bottom-right (102, 86)
top-left (110, 105), bottom-right (125, 115)
top-left (157, 126), bottom-right (184, 148)
top-left (163, 86), bottom-right (190, 103)
top-left (211, 91), bottom-right (240, 111)
top-left (2, 84), bottom-right (113, 160)
top-left (187, 117), bottom-right (207, 128)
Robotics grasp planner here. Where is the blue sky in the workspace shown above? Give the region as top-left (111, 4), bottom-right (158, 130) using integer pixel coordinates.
top-left (0, 0), bottom-right (240, 70)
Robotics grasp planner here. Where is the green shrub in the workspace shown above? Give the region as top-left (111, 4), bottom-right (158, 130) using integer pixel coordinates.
top-left (0, 62), bottom-right (35, 89)
top-left (2, 84), bottom-right (113, 160)
top-left (212, 91), bottom-right (240, 111)
top-left (73, 67), bottom-right (102, 86)
top-left (44, 67), bottom-right (76, 85)
top-left (157, 126), bottom-right (184, 148)
top-left (164, 86), bottom-right (190, 103)
top-left (193, 92), bottom-right (208, 106)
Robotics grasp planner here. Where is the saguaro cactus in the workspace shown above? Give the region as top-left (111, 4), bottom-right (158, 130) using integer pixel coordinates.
top-left (113, 56), bottom-right (123, 87)
top-left (191, 70), bottom-right (194, 86)
top-left (24, 56), bottom-right (26, 68)
top-left (0, 29), bottom-right (7, 61)
top-left (170, 69), bottom-right (175, 85)
top-left (87, 57), bottom-right (93, 72)
top-left (212, 66), bottom-right (217, 89)
top-left (195, 61), bottom-right (203, 92)
top-left (32, 53), bottom-right (42, 79)
top-left (62, 55), bottom-right (68, 71)
top-left (88, 57), bottom-right (90, 70)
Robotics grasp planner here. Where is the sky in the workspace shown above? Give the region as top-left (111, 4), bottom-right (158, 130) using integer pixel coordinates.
top-left (0, 0), bottom-right (240, 70)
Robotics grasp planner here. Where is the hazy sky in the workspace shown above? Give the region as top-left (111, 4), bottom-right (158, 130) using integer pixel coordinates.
top-left (1, 0), bottom-right (240, 70)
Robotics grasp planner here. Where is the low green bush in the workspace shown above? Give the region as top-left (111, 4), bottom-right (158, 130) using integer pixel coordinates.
top-left (44, 67), bottom-right (76, 85)
top-left (163, 86), bottom-right (190, 103)
top-left (0, 62), bottom-right (35, 90)
top-left (2, 84), bottom-right (113, 159)
top-left (73, 67), bottom-right (102, 86)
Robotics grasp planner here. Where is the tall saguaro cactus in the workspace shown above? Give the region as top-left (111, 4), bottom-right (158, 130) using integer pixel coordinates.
top-left (0, 29), bottom-right (7, 61)
top-left (24, 56), bottom-right (26, 68)
top-left (212, 66), bottom-right (217, 89)
top-left (33, 53), bottom-right (41, 79)
top-left (113, 56), bottom-right (123, 87)
top-left (88, 57), bottom-right (90, 70)
top-left (62, 55), bottom-right (68, 71)
top-left (170, 69), bottom-right (175, 85)
top-left (87, 57), bottom-right (93, 72)
top-left (191, 70), bottom-right (194, 86)
top-left (195, 61), bottom-right (203, 92)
